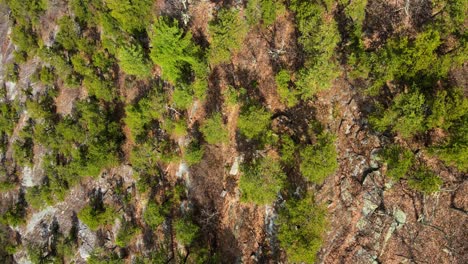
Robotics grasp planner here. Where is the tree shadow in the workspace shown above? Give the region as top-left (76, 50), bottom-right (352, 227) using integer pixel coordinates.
top-left (205, 67), bottom-right (224, 117)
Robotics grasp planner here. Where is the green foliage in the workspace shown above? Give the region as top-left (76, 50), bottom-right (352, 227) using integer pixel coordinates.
top-left (300, 133), bottom-right (338, 184)
top-left (370, 91), bottom-right (426, 138)
top-left (5, 0), bottom-right (46, 26)
top-left (29, 99), bottom-right (122, 205)
top-left (5, 0), bottom-right (44, 58)
top-left (357, 30), bottom-right (454, 95)
top-left (341, 0), bottom-right (367, 49)
top-left (379, 147), bottom-right (443, 194)
top-left (150, 18), bottom-right (203, 84)
top-left (432, 114), bottom-right (468, 172)
top-left (290, 0), bottom-right (335, 56)
top-left (208, 8), bottom-right (248, 65)
top-left (38, 48), bottom-right (74, 82)
top-left (223, 86), bottom-right (245, 107)
top-left (432, 0), bottom-right (467, 35)
top-left (343, 0), bottom-right (367, 28)
top-left (280, 135), bottom-right (297, 165)
top-left (275, 69), bottom-right (298, 107)
top-left (408, 167), bottom-right (443, 194)
top-left (172, 87), bottom-right (193, 110)
top-left (239, 156), bottom-right (285, 205)
top-left (380, 145), bottom-right (415, 181)
top-left (12, 135), bottom-right (34, 167)
top-left (71, 53), bottom-right (93, 77)
top-left (237, 105), bottom-right (271, 139)
top-left (70, 0), bottom-right (98, 26)
top-left (0, 194), bottom-right (27, 227)
top-left (5, 63), bottom-right (19, 82)
top-left (143, 200), bottom-right (167, 229)
top-left (0, 180), bottom-right (16, 193)
top-left (104, 0), bottom-right (153, 33)
top-left (83, 75), bottom-right (115, 101)
top-left (246, 0), bottom-right (285, 27)
top-left (174, 218), bottom-right (199, 246)
top-left (130, 138), bottom-right (177, 192)
top-left (56, 16), bottom-right (80, 50)
top-left (99, 12), bottom-right (126, 55)
top-left (92, 51), bottom-right (115, 70)
top-left (10, 24), bottom-right (38, 56)
top-left (26, 186), bottom-right (46, 210)
top-left (184, 141), bottom-right (204, 166)
top-left (134, 251), bottom-right (169, 264)
top-left (66, 100), bottom-right (122, 176)
top-left (130, 142), bottom-right (163, 192)
top-left (78, 204), bottom-right (116, 231)
top-left (426, 88), bottom-right (468, 130)
top-left (38, 66), bottom-right (55, 85)
top-left (277, 194), bottom-right (327, 263)
top-left (163, 118), bottom-right (188, 138)
top-left (185, 247), bottom-right (220, 264)
top-left (27, 223), bottom-right (78, 263)
top-left (296, 59), bottom-right (340, 99)
top-left (26, 92), bottom-right (56, 120)
top-left (0, 206), bottom-right (26, 227)
top-left (0, 101), bottom-right (20, 151)
top-left (115, 219), bottom-right (139, 247)
top-left (13, 50), bottom-right (27, 63)
top-left (88, 247), bottom-right (124, 264)
top-left (0, 226), bottom-right (17, 261)
top-left (289, 0), bottom-right (341, 99)
top-left (200, 112), bottom-right (229, 145)
top-left (124, 90), bottom-right (166, 141)
top-left (117, 43), bottom-right (152, 77)
top-left (28, 159), bottom-right (70, 206)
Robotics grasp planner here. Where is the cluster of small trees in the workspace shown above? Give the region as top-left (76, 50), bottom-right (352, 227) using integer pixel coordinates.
top-left (342, 0), bottom-right (467, 175)
top-left (1, 0), bottom-right (464, 262)
top-left (14, 87), bottom-right (123, 209)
